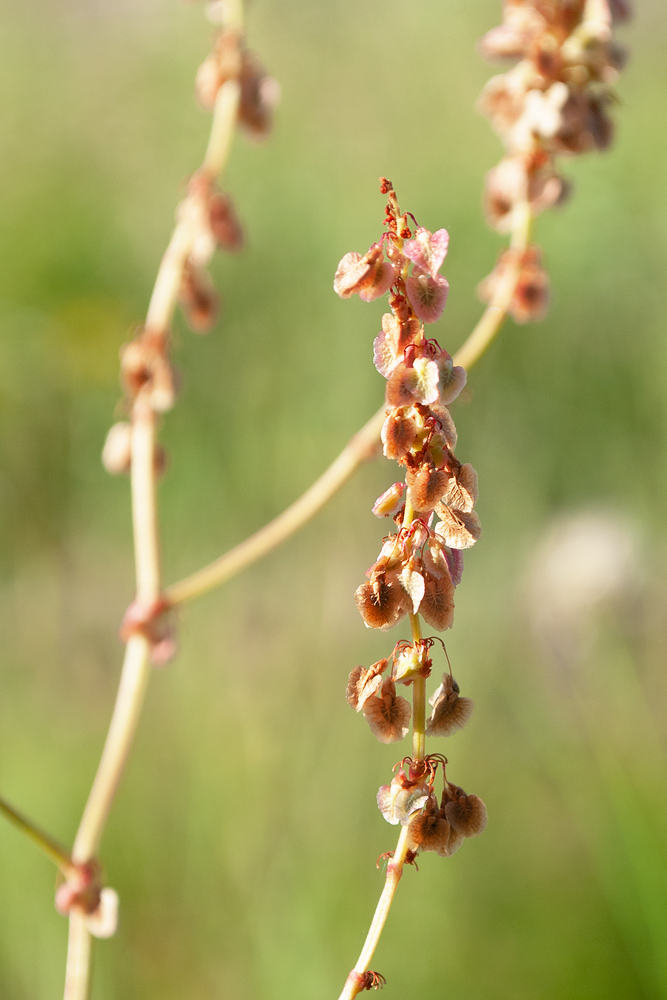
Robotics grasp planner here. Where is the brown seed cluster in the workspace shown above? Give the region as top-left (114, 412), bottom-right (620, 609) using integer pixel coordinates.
top-left (335, 182), bottom-right (486, 865)
top-left (477, 0), bottom-right (630, 320)
top-left (376, 756), bottom-right (487, 858)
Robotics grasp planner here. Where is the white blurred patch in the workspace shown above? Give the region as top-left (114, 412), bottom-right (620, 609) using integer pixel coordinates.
top-left (524, 509), bottom-right (644, 668)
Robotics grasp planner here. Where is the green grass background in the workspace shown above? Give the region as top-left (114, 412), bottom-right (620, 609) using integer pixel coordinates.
top-left (1, 0), bottom-right (667, 996)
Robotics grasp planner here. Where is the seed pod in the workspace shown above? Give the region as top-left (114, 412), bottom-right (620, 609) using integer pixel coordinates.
top-left (179, 262), bottom-right (220, 333)
top-left (346, 659), bottom-right (388, 711)
top-left (102, 422), bottom-right (133, 475)
top-left (354, 575), bottom-right (409, 631)
top-left (381, 409), bottom-right (418, 462)
top-left (362, 677), bottom-right (411, 744)
top-left (435, 505), bottom-right (482, 550)
top-left (419, 571), bottom-right (455, 631)
top-left (427, 673), bottom-right (474, 737)
top-left (406, 461), bottom-right (451, 513)
top-left (444, 791), bottom-right (488, 838)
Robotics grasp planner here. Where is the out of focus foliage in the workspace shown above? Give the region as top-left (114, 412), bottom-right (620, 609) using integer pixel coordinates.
top-left (1, 1), bottom-right (667, 997)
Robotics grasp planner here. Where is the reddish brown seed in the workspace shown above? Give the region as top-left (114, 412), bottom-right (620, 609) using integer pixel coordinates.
top-left (445, 793), bottom-right (488, 837)
top-left (381, 409), bottom-right (418, 462)
top-left (419, 572), bottom-right (455, 631)
top-left (346, 659), bottom-right (389, 711)
top-left (406, 462), bottom-right (451, 513)
top-left (354, 576), bottom-right (409, 631)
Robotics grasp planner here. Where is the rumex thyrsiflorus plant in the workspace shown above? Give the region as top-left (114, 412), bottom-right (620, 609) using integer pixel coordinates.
top-left (0, 1), bottom-right (655, 997)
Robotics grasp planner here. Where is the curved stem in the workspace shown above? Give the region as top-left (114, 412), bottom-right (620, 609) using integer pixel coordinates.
top-left (165, 201), bottom-right (533, 609)
top-left (63, 10), bottom-right (244, 999)
top-left (164, 405), bottom-right (385, 606)
top-left (338, 826), bottom-right (411, 1000)
top-left (454, 197), bottom-right (532, 371)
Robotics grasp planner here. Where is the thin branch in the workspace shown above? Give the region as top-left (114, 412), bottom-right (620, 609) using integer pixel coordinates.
top-left (165, 203), bottom-right (533, 608)
top-left (63, 17), bottom-right (244, 1000)
top-left (0, 794), bottom-right (74, 875)
top-left (338, 827), bottom-right (411, 1000)
top-left (165, 405), bottom-right (386, 606)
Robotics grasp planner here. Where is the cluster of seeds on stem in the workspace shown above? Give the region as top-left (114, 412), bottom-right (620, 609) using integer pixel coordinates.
top-left (100, 16), bottom-right (277, 664)
top-left (477, 0), bottom-right (631, 321)
top-left (335, 180), bottom-right (486, 866)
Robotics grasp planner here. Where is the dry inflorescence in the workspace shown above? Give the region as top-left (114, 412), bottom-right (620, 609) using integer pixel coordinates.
top-left (336, 180), bottom-right (487, 995)
top-left (477, 0), bottom-right (631, 322)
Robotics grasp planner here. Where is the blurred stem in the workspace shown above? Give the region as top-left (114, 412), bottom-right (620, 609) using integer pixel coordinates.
top-left (164, 405), bottom-right (385, 605)
top-left (0, 794), bottom-right (73, 875)
top-left (64, 7), bottom-right (244, 997)
top-left (454, 196), bottom-right (532, 371)
top-left (64, 913), bottom-right (93, 1000)
top-left (338, 827), bottom-right (411, 1000)
top-left (166, 199), bottom-right (533, 608)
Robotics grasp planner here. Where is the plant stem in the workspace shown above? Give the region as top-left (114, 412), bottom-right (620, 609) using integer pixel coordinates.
top-left (165, 201), bottom-right (533, 608)
top-left (0, 794), bottom-right (74, 875)
top-left (337, 826), bottom-right (412, 1000)
top-left (454, 197), bottom-right (532, 371)
top-left (64, 913), bottom-right (93, 1000)
top-left (164, 405), bottom-right (385, 606)
top-left (63, 12), bottom-right (244, 998)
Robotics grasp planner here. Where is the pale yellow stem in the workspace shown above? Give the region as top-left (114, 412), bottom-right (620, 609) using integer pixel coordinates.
top-left (64, 8), bottom-right (244, 997)
top-left (165, 200), bottom-right (533, 608)
top-left (145, 78), bottom-right (241, 333)
top-left (338, 826), bottom-right (412, 1000)
top-left (164, 405), bottom-right (385, 606)
top-left (64, 913), bottom-right (93, 1000)
top-left (71, 635), bottom-right (152, 865)
top-left (453, 198), bottom-right (532, 371)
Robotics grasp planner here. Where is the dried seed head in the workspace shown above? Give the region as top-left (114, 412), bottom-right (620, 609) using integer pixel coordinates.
top-left (179, 261), bottom-right (220, 333)
top-left (354, 575), bottom-right (409, 631)
top-left (372, 482), bottom-right (406, 518)
top-left (393, 642), bottom-right (431, 684)
top-left (430, 403), bottom-right (458, 449)
top-left (398, 556), bottom-right (426, 615)
top-left (238, 49), bottom-right (280, 140)
top-left (334, 245), bottom-right (396, 302)
top-left (434, 505), bottom-right (482, 550)
top-left (404, 270), bottom-right (450, 324)
top-left (102, 422), bottom-right (133, 475)
top-left (386, 357), bottom-right (441, 408)
top-left (440, 463), bottom-right (479, 514)
top-left (377, 772), bottom-right (430, 825)
top-left (195, 54), bottom-right (223, 111)
top-left (479, 246), bottom-right (550, 323)
top-left (427, 672), bottom-right (474, 737)
top-left (373, 311), bottom-right (421, 378)
top-left (444, 790), bottom-right (488, 838)
top-left (346, 659), bottom-right (389, 711)
top-left (406, 461), bottom-right (452, 513)
top-left (406, 797), bottom-right (453, 856)
top-left (208, 192), bottom-right (244, 251)
top-left (381, 409), bottom-right (419, 462)
top-left (403, 227), bottom-right (450, 277)
top-left (362, 678), bottom-right (411, 744)
top-left (419, 570), bottom-right (456, 631)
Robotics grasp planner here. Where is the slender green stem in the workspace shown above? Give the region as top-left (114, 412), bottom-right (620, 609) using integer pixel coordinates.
top-left (0, 794), bottom-right (73, 875)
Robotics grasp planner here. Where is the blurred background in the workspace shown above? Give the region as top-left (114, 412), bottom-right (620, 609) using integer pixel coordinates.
top-left (1, 0), bottom-right (666, 997)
